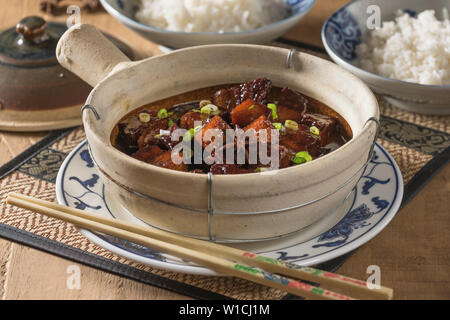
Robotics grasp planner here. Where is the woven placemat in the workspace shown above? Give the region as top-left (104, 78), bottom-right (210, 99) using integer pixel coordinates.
top-left (1, 40), bottom-right (449, 300)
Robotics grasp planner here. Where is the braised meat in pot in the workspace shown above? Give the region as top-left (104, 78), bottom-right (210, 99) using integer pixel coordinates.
top-left (113, 78), bottom-right (352, 174)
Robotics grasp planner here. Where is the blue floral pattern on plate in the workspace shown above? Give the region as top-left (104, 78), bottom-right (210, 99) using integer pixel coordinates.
top-left (323, 8), bottom-right (362, 61)
top-left (56, 141), bottom-right (403, 275)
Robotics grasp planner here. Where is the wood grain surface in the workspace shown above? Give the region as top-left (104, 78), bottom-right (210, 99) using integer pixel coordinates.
top-left (0, 0), bottom-right (449, 300)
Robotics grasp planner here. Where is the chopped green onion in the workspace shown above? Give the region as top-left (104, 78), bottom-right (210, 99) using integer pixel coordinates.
top-left (292, 151), bottom-right (313, 164)
top-left (200, 105), bottom-right (212, 114)
top-left (310, 126), bottom-right (320, 136)
top-left (285, 120), bottom-right (298, 131)
top-left (168, 119), bottom-right (174, 128)
top-left (272, 122), bottom-right (283, 131)
top-left (138, 112), bottom-right (151, 123)
top-left (183, 126), bottom-right (202, 142)
top-left (254, 167), bottom-right (269, 173)
top-left (183, 128), bottom-right (195, 142)
top-left (267, 103), bottom-right (278, 120)
top-left (200, 104), bottom-right (218, 115)
top-left (157, 108), bottom-right (168, 119)
top-left (249, 105), bottom-right (255, 110)
top-left (199, 100), bottom-right (212, 108)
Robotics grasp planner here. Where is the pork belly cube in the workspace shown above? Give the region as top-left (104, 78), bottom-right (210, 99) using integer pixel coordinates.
top-left (132, 145), bottom-right (164, 163)
top-left (243, 115), bottom-right (276, 144)
top-left (301, 113), bottom-right (337, 146)
top-left (213, 86), bottom-right (242, 111)
top-left (148, 117), bottom-right (170, 133)
top-left (279, 124), bottom-right (321, 157)
top-left (275, 105), bottom-right (304, 123)
top-left (151, 150), bottom-right (188, 172)
top-left (180, 110), bottom-right (212, 129)
top-left (160, 123), bottom-right (183, 150)
top-left (278, 87), bottom-right (308, 115)
top-left (210, 164), bottom-right (251, 175)
top-left (204, 141), bottom-right (249, 166)
top-left (240, 78), bottom-right (272, 105)
top-left (155, 134), bottom-right (182, 150)
top-left (117, 116), bottom-right (147, 147)
top-left (149, 123), bottom-right (183, 150)
top-left (196, 115), bottom-right (231, 149)
top-left (137, 120), bottom-right (178, 149)
top-left (118, 110), bottom-right (169, 147)
top-left (250, 143), bottom-right (295, 170)
top-left (231, 99), bottom-right (270, 128)
top-left (213, 78), bottom-right (272, 110)
top-left (128, 118), bottom-right (168, 148)
top-left (279, 145), bottom-right (295, 168)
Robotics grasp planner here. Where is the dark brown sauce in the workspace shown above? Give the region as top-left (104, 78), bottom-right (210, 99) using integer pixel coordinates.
top-left (112, 83), bottom-right (353, 174)
top-left (112, 86), bottom-right (352, 141)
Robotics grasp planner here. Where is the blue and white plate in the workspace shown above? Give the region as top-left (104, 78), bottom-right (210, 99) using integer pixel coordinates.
top-left (56, 140), bottom-right (403, 276)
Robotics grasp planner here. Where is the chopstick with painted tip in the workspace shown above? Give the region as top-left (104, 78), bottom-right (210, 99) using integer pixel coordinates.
top-left (6, 192), bottom-right (393, 300)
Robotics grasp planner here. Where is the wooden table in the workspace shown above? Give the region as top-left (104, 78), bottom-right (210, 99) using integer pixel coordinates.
top-left (0, 0), bottom-right (449, 300)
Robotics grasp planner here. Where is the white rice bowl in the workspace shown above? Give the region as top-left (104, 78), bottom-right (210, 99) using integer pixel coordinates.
top-left (136, 0), bottom-right (289, 33)
top-left (356, 9), bottom-right (450, 85)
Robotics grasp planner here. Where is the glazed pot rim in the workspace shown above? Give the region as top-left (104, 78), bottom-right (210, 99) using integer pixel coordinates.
top-left (83, 44), bottom-right (379, 180)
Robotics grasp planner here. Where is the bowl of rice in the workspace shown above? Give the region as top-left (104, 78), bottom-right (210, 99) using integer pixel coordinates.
top-left (100, 0), bottom-right (315, 49)
top-left (321, 0), bottom-right (450, 115)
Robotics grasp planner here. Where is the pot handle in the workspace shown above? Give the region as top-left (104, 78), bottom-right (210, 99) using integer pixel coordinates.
top-left (56, 24), bottom-right (131, 87)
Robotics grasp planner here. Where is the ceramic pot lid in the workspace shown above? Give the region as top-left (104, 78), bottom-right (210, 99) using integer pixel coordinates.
top-left (0, 16), bottom-right (134, 112)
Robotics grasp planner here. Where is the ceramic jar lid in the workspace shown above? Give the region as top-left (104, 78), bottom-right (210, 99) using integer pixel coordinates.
top-left (0, 16), bottom-right (134, 112)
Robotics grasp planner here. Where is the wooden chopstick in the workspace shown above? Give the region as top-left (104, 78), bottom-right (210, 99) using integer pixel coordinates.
top-left (6, 192), bottom-right (393, 300)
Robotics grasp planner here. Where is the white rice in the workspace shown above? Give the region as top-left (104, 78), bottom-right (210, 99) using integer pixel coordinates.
top-left (356, 9), bottom-right (450, 85)
top-left (136, 0), bottom-right (288, 33)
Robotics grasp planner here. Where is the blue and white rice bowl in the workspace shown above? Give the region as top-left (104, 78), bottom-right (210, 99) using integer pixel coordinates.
top-left (322, 0), bottom-right (450, 115)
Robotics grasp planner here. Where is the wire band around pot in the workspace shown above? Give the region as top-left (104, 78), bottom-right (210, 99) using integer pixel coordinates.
top-left (81, 104), bottom-right (101, 120)
top-left (286, 48), bottom-right (296, 69)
